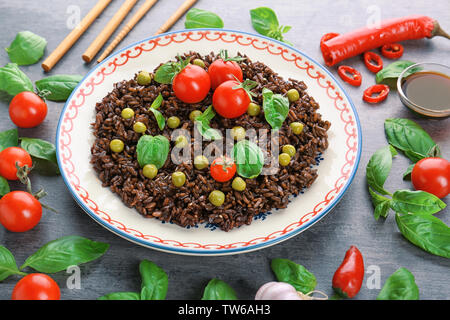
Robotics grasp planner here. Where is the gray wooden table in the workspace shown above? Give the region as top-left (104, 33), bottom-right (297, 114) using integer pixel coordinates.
top-left (0, 0), bottom-right (449, 300)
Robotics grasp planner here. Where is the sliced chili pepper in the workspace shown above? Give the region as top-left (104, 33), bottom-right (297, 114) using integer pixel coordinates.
top-left (381, 43), bottom-right (404, 59)
top-left (363, 84), bottom-right (390, 104)
top-left (363, 52), bottom-right (383, 73)
top-left (332, 246), bottom-right (364, 299)
top-left (337, 65), bottom-right (362, 87)
top-left (320, 33), bottom-right (339, 51)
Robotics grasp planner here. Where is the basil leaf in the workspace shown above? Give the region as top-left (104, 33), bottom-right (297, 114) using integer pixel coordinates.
top-left (0, 176), bottom-right (10, 198)
top-left (395, 212), bottom-right (450, 258)
top-left (271, 258), bottom-right (317, 294)
top-left (377, 268), bottom-right (419, 300)
top-left (0, 246), bottom-right (25, 282)
top-left (20, 235), bottom-right (109, 273)
top-left (35, 74), bottom-right (82, 101)
top-left (139, 260), bottom-right (168, 300)
top-left (376, 61), bottom-right (421, 89)
top-left (0, 128), bottom-right (18, 151)
top-left (98, 292), bottom-right (140, 300)
top-left (232, 140), bottom-right (264, 179)
top-left (385, 118), bottom-right (440, 163)
top-left (185, 8), bottom-right (224, 29)
top-left (262, 88), bottom-right (289, 130)
top-left (5, 31), bottom-right (47, 66)
top-left (368, 187), bottom-right (391, 220)
top-left (195, 106), bottom-right (222, 141)
top-left (366, 145), bottom-right (397, 196)
top-left (20, 137), bottom-right (59, 175)
top-left (403, 164), bottom-right (415, 180)
top-left (201, 279), bottom-right (237, 300)
top-left (0, 63), bottom-right (33, 96)
top-left (136, 135), bottom-right (170, 169)
top-left (390, 190), bottom-right (446, 215)
top-left (250, 7), bottom-right (280, 37)
top-left (150, 93), bottom-right (163, 110)
top-left (154, 57), bottom-right (191, 85)
top-left (149, 108), bottom-right (165, 131)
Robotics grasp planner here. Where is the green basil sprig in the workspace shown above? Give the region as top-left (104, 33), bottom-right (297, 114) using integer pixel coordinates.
top-left (376, 61), bottom-right (421, 89)
top-left (0, 177), bottom-right (10, 198)
top-left (98, 292), bottom-right (141, 300)
top-left (185, 8), bottom-right (224, 29)
top-left (232, 139), bottom-right (264, 179)
top-left (20, 137), bottom-right (60, 175)
top-left (396, 212), bottom-right (450, 258)
top-left (154, 56), bottom-right (191, 84)
top-left (0, 63), bottom-right (33, 96)
top-left (377, 267), bottom-right (419, 300)
top-left (149, 93), bottom-right (165, 130)
top-left (0, 246), bottom-right (26, 281)
top-left (250, 7), bottom-right (292, 45)
top-left (0, 128), bottom-right (19, 152)
top-left (5, 31), bottom-right (47, 66)
top-left (366, 145), bottom-right (396, 196)
top-left (136, 135), bottom-right (170, 168)
top-left (35, 74), bottom-right (82, 101)
top-left (195, 106), bottom-right (222, 140)
top-left (262, 87), bottom-right (289, 130)
top-left (201, 279), bottom-right (237, 300)
top-left (271, 258), bottom-right (317, 294)
top-left (20, 235), bottom-right (109, 273)
top-left (390, 190), bottom-right (446, 215)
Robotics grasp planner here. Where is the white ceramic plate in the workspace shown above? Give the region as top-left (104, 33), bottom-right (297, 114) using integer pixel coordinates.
top-left (56, 29), bottom-right (362, 256)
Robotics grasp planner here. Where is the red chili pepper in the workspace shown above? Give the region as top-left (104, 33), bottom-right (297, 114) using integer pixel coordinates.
top-left (337, 66), bottom-right (362, 87)
top-left (332, 246), bottom-right (364, 299)
top-left (321, 15), bottom-right (449, 66)
top-left (363, 84), bottom-right (390, 104)
top-left (320, 33), bottom-right (339, 51)
top-left (363, 52), bottom-right (383, 73)
top-left (381, 43), bottom-right (404, 59)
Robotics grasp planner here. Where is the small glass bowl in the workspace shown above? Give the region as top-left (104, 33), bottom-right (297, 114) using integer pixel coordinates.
top-left (397, 62), bottom-right (450, 118)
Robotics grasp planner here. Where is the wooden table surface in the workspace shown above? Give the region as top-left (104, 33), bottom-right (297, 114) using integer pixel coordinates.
top-left (0, 0), bottom-right (449, 300)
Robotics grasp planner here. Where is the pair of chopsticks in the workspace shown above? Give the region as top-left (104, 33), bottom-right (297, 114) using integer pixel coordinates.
top-left (42, 0), bottom-right (198, 71)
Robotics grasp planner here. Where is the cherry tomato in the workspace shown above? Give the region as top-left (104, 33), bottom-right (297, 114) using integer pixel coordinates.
top-left (212, 80), bottom-right (251, 118)
top-left (0, 191), bottom-right (42, 232)
top-left (9, 91), bottom-right (47, 128)
top-left (210, 156), bottom-right (236, 182)
top-left (12, 273), bottom-right (60, 300)
top-left (411, 157), bottom-right (450, 199)
top-left (208, 59), bottom-right (243, 90)
top-left (172, 64), bottom-right (211, 103)
top-left (0, 147), bottom-right (32, 180)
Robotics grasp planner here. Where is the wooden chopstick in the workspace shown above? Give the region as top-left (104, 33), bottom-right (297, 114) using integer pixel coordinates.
top-left (97, 0), bottom-right (159, 63)
top-left (82, 0), bottom-right (138, 63)
top-left (41, 0), bottom-right (112, 72)
top-left (154, 0), bottom-right (198, 35)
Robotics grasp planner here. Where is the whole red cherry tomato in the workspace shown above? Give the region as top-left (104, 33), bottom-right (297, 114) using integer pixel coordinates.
top-left (210, 156), bottom-right (236, 182)
top-left (208, 50), bottom-right (244, 90)
top-left (411, 157), bottom-right (450, 199)
top-left (12, 273), bottom-right (60, 300)
top-left (9, 91), bottom-right (47, 128)
top-left (172, 64), bottom-right (211, 104)
top-left (0, 191), bottom-right (42, 232)
top-left (0, 147), bottom-right (32, 180)
top-left (212, 80), bottom-right (256, 118)
top-left (332, 246), bottom-right (364, 299)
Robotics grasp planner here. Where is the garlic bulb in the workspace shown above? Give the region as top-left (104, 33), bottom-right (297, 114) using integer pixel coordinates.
top-left (255, 282), bottom-right (302, 300)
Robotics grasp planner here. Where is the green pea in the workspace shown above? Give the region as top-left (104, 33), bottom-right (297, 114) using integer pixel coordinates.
top-left (209, 190), bottom-right (225, 207)
top-left (175, 135), bottom-right (189, 148)
top-left (143, 164), bottom-right (158, 179)
top-left (137, 71), bottom-right (152, 85)
top-left (194, 155), bottom-right (209, 170)
top-left (172, 171), bottom-right (186, 187)
top-left (167, 116), bottom-right (180, 129)
top-left (230, 126), bottom-right (246, 141)
top-left (279, 153), bottom-right (291, 167)
top-left (109, 139), bottom-right (124, 153)
top-left (231, 177), bottom-right (246, 192)
top-left (192, 58), bottom-right (205, 68)
top-left (121, 108), bottom-right (134, 119)
top-left (247, 102), bottom-right (261, 116)
top-left (189, 110), bottom-right (203, 122)
top-left (287, 88), bottom-right (300, 102)
top-left (133, 121), bottom-right (147, 133)
top-left (282, 144), bottom-right (296, 157)
top-left (289, 122), bottom-right (304, 135)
